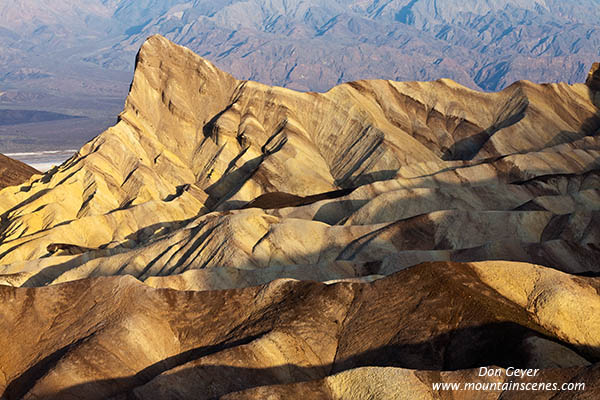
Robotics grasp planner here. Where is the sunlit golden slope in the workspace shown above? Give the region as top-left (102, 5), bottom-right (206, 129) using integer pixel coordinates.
top-left (0, 35), bottom-right (598, 286)
top-left (1, 34), bottom-right (600, 400)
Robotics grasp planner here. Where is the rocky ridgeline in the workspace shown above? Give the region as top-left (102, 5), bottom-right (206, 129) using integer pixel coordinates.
top-left (0, 36), bottom-right (599, 399)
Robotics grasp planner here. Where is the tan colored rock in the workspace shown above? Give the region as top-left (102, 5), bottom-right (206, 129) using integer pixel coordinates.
top-left (0, 35), bottom-right (599, 278)
top-left (520, 336), bottom-right (591, 369)
top-left (0, 261), bottom-right (598, 399)
top-left (143, 261), bottom-right (379, 291)
top-left (224, 366), bottom-right (597, 400)
top-left (1, 33), bottom-right (600, 400)
top-left (469, 261), bottom-right (600, 357)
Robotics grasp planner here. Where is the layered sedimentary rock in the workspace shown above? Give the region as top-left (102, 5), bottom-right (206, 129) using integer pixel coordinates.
top-left (0, 35), bottom-right (599, 286)
top-left (0, 153), bottom-right (39, 189)
top-left (0, 35), bottom-right (599, 399)
top-left (0, 261), bottom-right (598, 399)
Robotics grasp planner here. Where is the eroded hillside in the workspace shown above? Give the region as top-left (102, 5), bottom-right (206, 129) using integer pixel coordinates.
top-left (0, 35), bottom-right (599, 399)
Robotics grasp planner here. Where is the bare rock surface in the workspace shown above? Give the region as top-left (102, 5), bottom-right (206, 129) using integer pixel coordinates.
top-left (224, 366), bottom-right (599, 400)
top-left (0, 36), bottom-right (599, 288)
top-left (0, 261), bottom-right (599, 399)
top-left (0, 36), bottom-right (599, 399)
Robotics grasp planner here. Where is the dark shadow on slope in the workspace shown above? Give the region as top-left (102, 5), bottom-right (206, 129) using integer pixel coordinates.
top-left (157, 220), bottom-right (227, 277)
top-left (18, 323), bottom-right (596, 400)
top-left (202, 105), bottom-right (236, 147)
top-left (331, 323), bottom-right (563, 373)
top-left (512, 169), bottom-right (600, 194)
top-left (46, 243), bottom-right (97, 256)
top-left (451, 240), bottom-right (600, 274)
top-left (542, 90), bottom-right (600, 149)
top-left (14, 159), bottom-right (600, 287)
top-left (348, 169), bottom-right (398, 187)
top-left (133, 333), bottom-right (268, 381)
top-left (164, 183), bottom-right (192, 202)
top-left (201, 81), bottom-right (250, 147)
top-left (1, 332), bottom-right (267, 400)
top-left (544, 129), bottom-right (597, 149)
top-left (573, 270), bottom-right (600, 278)
top-left (330, 125), bottom-right (389, 188)
top-left (204, 121), bottom-right (288, 210)
top-left (313, 199), bottom-right (370, 225)
top-left (442, 89), bottom-right (529, 161)
top-left (204, 155), bottom-right (264, 210)
top-left (19, 217), bottom-right (199, 287)
top-left (19, 248), bottom-right (125, 287)
top-left (237, 168), bottom-right (397, 214)
top-left (395, 0), bottom-right (418, 25)
top-left (3, 334), bottom-right (93, 400)
top-left (241, 188), bottom-right (356, 210)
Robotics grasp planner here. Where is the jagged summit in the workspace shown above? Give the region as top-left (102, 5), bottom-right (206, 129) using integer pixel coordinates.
top-left (0, 34), bottom-right (598, 271)
top-left (1, 35), bottom-right (600, 399)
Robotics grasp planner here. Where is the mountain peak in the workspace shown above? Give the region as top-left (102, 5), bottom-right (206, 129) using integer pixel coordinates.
top-left (133, 34), bottom-right (234, 87)
top-left (1, 37), bottom-right (599, 268)
top-left (122, 34), bottom-right (238, 155)
top-left (2, 35), bottom-right (600, 398)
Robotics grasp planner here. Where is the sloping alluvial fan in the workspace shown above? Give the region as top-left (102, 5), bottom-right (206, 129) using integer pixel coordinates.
top-left (0, 35), bottom-right (600, 399)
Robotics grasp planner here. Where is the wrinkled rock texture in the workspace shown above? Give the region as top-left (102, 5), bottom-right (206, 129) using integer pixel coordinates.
top-left (1, 263), bottom-right (600, 399)
top-left (0, 36), bottom-right (599, 399)
top-left (4, 1), bottom-right (600, 154)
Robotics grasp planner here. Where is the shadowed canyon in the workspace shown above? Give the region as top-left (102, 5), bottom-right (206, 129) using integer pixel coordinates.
top-left (0, 36), bottom-right (600, 399)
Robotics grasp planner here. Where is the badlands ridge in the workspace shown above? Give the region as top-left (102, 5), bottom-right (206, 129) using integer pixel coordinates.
top-left (0, 36), bottom-right (599, 399)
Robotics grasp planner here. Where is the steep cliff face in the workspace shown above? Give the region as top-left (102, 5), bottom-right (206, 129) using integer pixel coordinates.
top-left (0, 36), bottom-right (599, 399)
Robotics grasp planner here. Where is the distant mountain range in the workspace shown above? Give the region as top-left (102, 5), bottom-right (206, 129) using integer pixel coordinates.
top-left (0, 0), bottom-right (599, 151)
top-left (94, 0), bottom-right (600, 91)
